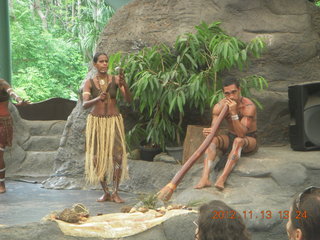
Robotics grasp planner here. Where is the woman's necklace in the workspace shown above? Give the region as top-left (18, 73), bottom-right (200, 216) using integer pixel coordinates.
top-left (97, 75), bottom-right (109, 92)
top-left (97, 75), bottom-right (110, 102)
top-left (99, 78), bottom-right (106, 86)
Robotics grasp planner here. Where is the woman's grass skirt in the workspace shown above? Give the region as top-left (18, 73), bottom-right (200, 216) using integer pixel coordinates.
top-left (85, 114), bottom-right (128, 185)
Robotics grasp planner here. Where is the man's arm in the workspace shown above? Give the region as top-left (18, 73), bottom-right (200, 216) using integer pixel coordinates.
top-left (228, 100), bottom-right (256, 137)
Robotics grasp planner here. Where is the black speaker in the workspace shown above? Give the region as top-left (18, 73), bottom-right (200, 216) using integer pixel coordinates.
top-left (288, 81), bottom-right (320, 151)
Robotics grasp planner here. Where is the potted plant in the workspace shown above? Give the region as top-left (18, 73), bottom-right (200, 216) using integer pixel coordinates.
top-left (114, 22), bottom-right (268, 160)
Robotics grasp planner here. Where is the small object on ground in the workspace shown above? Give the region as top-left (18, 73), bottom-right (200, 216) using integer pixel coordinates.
top-left (129, 207), bottom-right (137, 213)
top-left (156, 206), bottom-right (166, 212)
top-left (57, 208), bottom-right (82, 223)
top-left (56, 203), bottom-right (90, 223)
top-left (121, 206), bottom-right (133, 213)
top-left (72, 203), bottom-right (89, 217)
top-left (156, 207), bottom-right (166, 216)
top-left (13, 179), bottom-right (38, 184)
top-left (155, 211), bottom-right (165, 217)
top-left (167, 204), bottom-right (183, 210)
top-left (138, 207), bottom-right (149, 213)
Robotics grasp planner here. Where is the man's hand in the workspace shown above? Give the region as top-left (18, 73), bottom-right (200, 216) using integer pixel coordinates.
top-left (15, 99), bottom-right (31, 106)
top-left (203, 128), bottom-right (212, 137)
top-left (225, 98), bottom-right (237, 115)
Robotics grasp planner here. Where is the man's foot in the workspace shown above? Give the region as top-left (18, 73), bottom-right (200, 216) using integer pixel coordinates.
top-left (214, 178), bottom-right (225, 190)
top-left (97, 192), bottom-right (111, 202)
top-left (0, 183), bottom-right (6, 194)
top-left (194, 179), bottom-right (212, 189)
top-left (111, 193), bottom-right (124, 203)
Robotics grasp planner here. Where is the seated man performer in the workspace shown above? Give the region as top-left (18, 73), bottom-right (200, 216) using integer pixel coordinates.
top-left (194, 77), bottom-right (257, 190)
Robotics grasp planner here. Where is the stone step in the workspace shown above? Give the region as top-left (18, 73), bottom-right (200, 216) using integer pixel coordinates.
top-left (10, 151), bottom-right (56, 178)
top-left (23, 120), bottom-right (66, 136)
top-left (21, 136), bottom-right (61, 151)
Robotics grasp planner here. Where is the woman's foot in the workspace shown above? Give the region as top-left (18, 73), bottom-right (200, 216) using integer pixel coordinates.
top-left (0, 182), bottom-right (6, 193)
top-left (111, 193), bottom-right (124, 203)
top-left (97, 192), bottom-right (111, 202)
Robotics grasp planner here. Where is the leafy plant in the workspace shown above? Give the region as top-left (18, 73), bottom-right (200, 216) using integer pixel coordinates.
top-left (9, 0), bottom-right (114, 102)
top-left (114, 22), bottom-right (268, 150)
top-left (138, 193), bottom-right (158, 209)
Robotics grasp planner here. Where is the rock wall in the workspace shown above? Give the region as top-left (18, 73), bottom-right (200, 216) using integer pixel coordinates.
top-left (43, 0), bottom-right (320, 189)
top-left (5, 104), bottom-right (65, 180)
top-left (97, 0), bottom-right (320, 144)
top-left (6, 3), bottom-right (320, 238)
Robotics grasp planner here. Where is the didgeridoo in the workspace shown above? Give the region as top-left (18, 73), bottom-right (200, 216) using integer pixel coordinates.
top-left (157, 105), bottom-right (228, 201)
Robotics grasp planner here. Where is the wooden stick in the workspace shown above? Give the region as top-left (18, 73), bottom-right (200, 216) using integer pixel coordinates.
top-left (157, 105), bottom-right (228, 201)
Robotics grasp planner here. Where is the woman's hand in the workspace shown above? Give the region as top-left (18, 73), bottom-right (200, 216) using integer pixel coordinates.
top-left (99, 92), bottom-right (108, 102)
top-left (118, 72), bottom-right (126, 88)
top-left (15, 99), bottom-right (31, 106)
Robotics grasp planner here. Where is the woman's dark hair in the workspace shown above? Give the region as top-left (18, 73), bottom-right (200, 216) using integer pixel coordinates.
top-left (222, 76), bottom-right (240, 88)
top-left (93, 52), bottom-right (108, 63)
top-left (198, 200), bottom-right (251, 240)
top-left (290, 187), bottom-right (320, 240)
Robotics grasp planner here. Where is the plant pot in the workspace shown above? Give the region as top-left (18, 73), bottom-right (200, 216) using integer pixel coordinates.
top-left (165, 146), bottom-right (183, 162)
top-left (139, 145), bottom-right (162, 161)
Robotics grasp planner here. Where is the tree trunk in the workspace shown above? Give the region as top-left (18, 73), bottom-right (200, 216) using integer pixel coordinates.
top-left (71, 0), bottom-right (75, 25)
top-left (34, 0), bottom-right (48, 30)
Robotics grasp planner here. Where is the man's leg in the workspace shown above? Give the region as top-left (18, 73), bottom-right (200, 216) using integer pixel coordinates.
top-left (111, 155), bottom-right (124, 203)
top-left (215, 136), bottom-right (256, 190)
top-left (194, 135), bottom-right (228, 189)
top-left (0, 146), bottom-right (6, 193)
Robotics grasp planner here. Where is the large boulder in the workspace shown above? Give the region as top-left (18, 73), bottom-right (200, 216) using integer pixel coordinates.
top-left (44, 0), bottom-right (320, 189)
top-left (97, 0), bottom-right (320, 144)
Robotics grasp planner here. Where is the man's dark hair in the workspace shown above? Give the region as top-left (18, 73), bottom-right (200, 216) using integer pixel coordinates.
top-left (222, 76), bottom-right (240, 88)
top-left (290, 187), bottom-right (320, 240)
top-left (198, 200), bottom-right (251, 240)
top-left (93, 52), bottom-right (108, 63)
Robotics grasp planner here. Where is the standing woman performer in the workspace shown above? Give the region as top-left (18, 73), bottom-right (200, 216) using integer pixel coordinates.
top-left (82, 52), bottom-right (132, 203)
top-left (0, 78), bottom-right (29, 193)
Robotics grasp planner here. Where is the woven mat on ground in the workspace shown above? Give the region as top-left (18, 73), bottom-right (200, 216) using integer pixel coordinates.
top-left (51, 209), bottom-right (195, 238)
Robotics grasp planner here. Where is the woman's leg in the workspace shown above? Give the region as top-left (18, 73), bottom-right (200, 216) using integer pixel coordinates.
top-left (95, 155), bottom-right (111, 202)
top-left (0, 146), bottom-right (6, 193)
top-left (111, 154), bottom-right (124, 203)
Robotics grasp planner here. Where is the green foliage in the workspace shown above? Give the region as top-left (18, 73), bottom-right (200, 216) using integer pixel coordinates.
top-left (68, 1), bottom-right (115, 61)
top-left (10, 5), bottom-right (86, 101)
top-left (9, 0), bottom-right (114, 102)
top-left (138, 193), bottom-right (158, 209)
top-left (118, 22), bottom-right (267, 149)
top-left (316, 1), bottom-right (320, 7)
